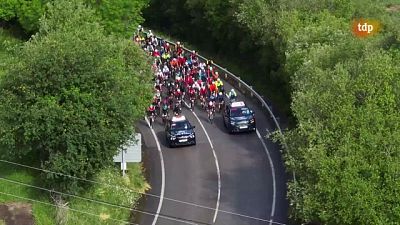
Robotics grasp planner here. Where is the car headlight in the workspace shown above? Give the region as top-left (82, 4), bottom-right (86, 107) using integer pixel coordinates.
top-left (189, 133), bottom-right (195, 138)
top-left (230, 121), bottom-right (235, 125)
top-left (170, 135), bottom-right (176, 140)
top-left (250, 119), bottom-right (255, 123)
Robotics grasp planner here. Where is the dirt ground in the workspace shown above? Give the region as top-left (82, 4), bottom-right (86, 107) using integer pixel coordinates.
top-left (0, 203), bottom-right (34, 225)
top-left (386, 4), bottom-right (400, 12)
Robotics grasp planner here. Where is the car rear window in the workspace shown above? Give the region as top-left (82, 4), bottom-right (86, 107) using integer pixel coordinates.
top-left (230, 107), bottom-right (251, 117)
top-left (171, 121), bottom-right (191, 130)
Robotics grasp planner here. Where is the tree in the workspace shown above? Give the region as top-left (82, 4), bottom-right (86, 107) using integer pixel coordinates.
top-left (0, 0), bottom-right (153, 192)
top-left (87, 0), bottom-right (149, 37)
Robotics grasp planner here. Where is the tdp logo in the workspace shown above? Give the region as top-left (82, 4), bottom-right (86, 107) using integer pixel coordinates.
top-left (352, 19), bottom-right (381, 38)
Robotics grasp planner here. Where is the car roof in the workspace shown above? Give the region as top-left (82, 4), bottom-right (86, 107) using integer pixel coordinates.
top-left (171, 115), bottom-right (187, 122)
top-left (229, 101), bottom-right (246, 108)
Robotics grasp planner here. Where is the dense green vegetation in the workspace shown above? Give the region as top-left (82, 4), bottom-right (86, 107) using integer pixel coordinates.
top-left (0, 0), bottom-right (149, 37)
top-left (0, 0), bottom-right (152, 192)
top-left (0, 0), bottom-right (152, 224)
top-left (144, 0), bottom-right (400, 224)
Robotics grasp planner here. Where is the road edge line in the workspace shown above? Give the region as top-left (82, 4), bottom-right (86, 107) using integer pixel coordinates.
top-left (145, 116), bottom-right (166, 225)
top-left (256, 129), bottom-right (276, 223)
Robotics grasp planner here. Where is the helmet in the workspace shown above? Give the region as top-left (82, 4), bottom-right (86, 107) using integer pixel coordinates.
top-left (217, 78), bottom-right (221, 82)
top-left (219, 92), bottom-right (223, 96)
top-left (177, 41), bottom-right (181, 45)
top-left (177, 88), bottom-right (180, 92)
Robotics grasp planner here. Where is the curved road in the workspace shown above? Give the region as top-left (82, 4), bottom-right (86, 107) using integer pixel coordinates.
top-left (135, 67), bottom-right (288, 224)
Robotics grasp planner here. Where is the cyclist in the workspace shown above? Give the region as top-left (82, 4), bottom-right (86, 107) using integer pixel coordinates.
top-left (192, 79), bottom-right (201, 94)
top-left (174, 88), bottom-right (183, 107)
top-left (148, 103), bottom-right (156, 127)
top-left (213, 71), bottom-right (219, 81)
top-left (217, 91), bottom-right (225, 112)
top-left (207, 93), bottom-right (216, 123)
top-left (161, 101), bottom-right (169, 123)
top-left (188, 86), bottom-right (196, 109)
top-left (215, 78), bottom-right (223, 92)
top-left (209, 81), bottom-right (217, 96)
top-left (168, 93), bottom-right (174, 110)
top-left (228, 88), bottom-right (237, 102)
top-left (199, 84), bottom-right (207, 108)
top-left (173, 101), bottom-right (182, 116)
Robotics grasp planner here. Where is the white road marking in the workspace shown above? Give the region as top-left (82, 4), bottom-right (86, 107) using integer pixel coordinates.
top-left (145, 116), bottom-right (166, 225)
top-left (185, 101), bottom-right (221, 224)
top-left (256, 129), bottom-right (276, 225)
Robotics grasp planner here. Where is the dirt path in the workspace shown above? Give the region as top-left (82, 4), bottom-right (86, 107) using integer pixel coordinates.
top-left (0, 203), bottom-right (34, 225)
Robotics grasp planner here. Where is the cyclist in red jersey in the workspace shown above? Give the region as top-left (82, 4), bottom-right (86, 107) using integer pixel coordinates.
top-left (199, 85), bottom-right (207, 97)
top-left (209, 81), bottom-right (217, 95)
top-left (174, 88), bottom-right (182, 100)
top-left (188, 86), bottom-right (196, 99)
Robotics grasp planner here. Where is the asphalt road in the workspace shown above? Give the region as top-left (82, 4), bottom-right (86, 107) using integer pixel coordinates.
top-left (135, 80), bottom-right (288, 225)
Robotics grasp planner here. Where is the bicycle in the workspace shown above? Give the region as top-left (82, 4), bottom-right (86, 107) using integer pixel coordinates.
top-left (200, 95), bottom-right (206, 110)
top-left (149, 112), bottom-right (155, 128)
top-left (207, 103), bottom-right (215, 124)
top-left (161, 110), bottom-right (168, 124)
top-left (189, 95), bottom-right (196, 110)
top-left (218, 99), bottom-right (224, 113)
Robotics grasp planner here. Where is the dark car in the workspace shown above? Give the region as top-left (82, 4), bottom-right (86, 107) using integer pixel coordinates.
top-left (223, 101), bottom-right (256, 133)
top-left (165, 115), bottom-right (196, 147)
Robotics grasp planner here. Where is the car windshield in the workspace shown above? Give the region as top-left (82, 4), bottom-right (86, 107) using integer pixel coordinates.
top-left (230, 107), bottom-right (251, 117)
top-left (171, 121), bottom-right (191, 130)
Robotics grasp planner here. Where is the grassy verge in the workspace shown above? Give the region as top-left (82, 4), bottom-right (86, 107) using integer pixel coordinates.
top-left (0, 158), bottom-right (149, 225)
top-left (66, 163), bottom-right (149, 225)
top-left (0, 160), bottom-right (57, 224)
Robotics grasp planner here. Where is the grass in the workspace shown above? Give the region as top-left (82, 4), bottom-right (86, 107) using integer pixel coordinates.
top-left (0, 157), bottom-right (149, 225)
top-left (0, 160), bottom-right (57, 225)
top-left (67, 163), bottom-right (149, 225)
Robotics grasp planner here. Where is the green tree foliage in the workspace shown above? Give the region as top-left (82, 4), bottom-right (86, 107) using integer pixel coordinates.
top-left (235, 0), bottom-right (400, 224)
top-left (86, 0), bottom-right (149, 37)
top-left (0, 0), bottom-right (153, 192)
top-left (0, 0), bottom-right (149, 36)
top-left (0, 0), bottom-right (45, 34)
top-left (0, 0), bottom-right (18, 20)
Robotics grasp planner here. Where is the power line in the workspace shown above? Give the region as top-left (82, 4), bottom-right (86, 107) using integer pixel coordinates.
top-left (0, 135), bottom-right (285, 223)
top-left (0, 176), bottom-right (210, 225)
top-left (0, 191), bottom-right (139, 225)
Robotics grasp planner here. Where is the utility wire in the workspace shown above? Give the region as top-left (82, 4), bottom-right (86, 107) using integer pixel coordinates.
top-left (0, 191), bottom-right (139, 225)
top-left (0, 176), bottom-right (209, 225)
top-left (0, 145), bottom-right (286, 225)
